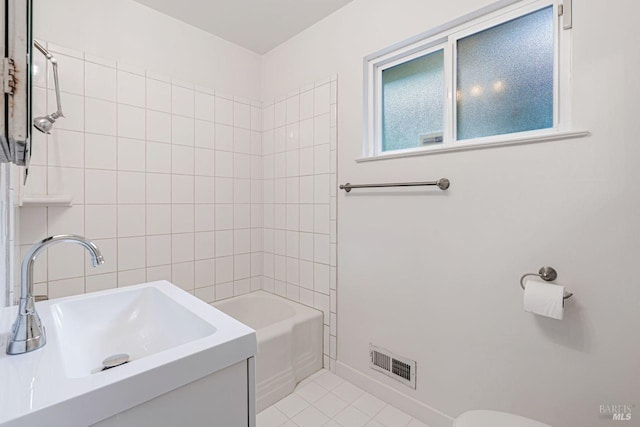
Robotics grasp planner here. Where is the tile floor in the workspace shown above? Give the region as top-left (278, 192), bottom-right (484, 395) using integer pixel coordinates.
top-left (257, 369), bottom-right (429, 427)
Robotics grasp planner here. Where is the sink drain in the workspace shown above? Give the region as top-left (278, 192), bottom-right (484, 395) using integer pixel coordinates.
top-left (101, 353), bottom-right (130, 371)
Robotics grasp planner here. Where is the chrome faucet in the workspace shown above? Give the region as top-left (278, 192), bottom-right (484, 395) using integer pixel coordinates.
top-left (6, 235), bottom-right (104, 355)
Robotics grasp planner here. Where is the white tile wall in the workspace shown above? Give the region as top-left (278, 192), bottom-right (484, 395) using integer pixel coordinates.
top-left (262, 76), bottom-right (338, 369)
top-left (0, 164), bottom-right (18, 307)
top-left (18, 41), bottom-right (264, 304)
top-left (14, 40), bottom-right (339, 372)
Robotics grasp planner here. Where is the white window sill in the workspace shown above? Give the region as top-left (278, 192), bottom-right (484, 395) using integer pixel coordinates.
top-left (356, 130), bottom-right (590, 163)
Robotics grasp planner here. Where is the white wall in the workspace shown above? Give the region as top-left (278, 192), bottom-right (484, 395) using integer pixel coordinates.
top-left (33, 0), bottom-right (261, 99)
top-left (263, 1), bottom-right (640, 426)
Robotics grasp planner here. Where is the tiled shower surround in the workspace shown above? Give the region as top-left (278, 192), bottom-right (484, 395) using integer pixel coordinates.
top-left (262, 82), bottom-right (338, 369)
top-left (16, 41), bottom-right (338, 368)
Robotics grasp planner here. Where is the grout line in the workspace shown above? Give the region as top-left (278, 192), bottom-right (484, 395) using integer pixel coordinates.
top-left (143, 68), bottom-right (148, 285)
top-left (192, 86), bottom-right (196, 295)
top-left (169, 82), bottom-right (174, 289)
top-left (114, 60), bottom-right (120, 288)
top-left (81, 57), bottom-right (87, 294)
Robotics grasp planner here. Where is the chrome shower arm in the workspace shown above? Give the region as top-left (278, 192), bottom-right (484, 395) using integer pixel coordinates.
top-left (33, 40), bottom-right (64, 120)
top-left (33, 39), bottom-right (51, 59)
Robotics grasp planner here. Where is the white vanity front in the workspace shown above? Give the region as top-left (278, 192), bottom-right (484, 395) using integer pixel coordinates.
top-left (0, 281), bottom-right (257, 427)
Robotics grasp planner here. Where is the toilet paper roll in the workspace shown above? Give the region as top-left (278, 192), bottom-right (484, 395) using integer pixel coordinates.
top-left (523, 279), bottom-right (564, 320)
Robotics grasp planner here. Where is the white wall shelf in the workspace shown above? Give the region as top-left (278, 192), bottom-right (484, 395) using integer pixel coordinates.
top-left (19, 195), bottom-right (73, 207)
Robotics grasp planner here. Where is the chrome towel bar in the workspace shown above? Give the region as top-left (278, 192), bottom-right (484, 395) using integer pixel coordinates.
top-left (339, 178), bottom-right (450, 192)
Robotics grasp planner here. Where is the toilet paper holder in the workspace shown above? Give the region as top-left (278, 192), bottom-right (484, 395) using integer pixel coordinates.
top-left (520, 266), bottom-right (573, 300)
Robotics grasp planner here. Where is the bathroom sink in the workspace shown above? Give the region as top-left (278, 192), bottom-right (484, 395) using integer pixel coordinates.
top-left (52, 286), bottom-right (217, 377)
top-left (0, 281), bottom-right (257, 427)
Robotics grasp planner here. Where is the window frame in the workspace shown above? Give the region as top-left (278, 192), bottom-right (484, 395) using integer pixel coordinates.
top-left (362, 0), bottom-right (586, 161)
top-left (377, 42), bottom-right (448, 153)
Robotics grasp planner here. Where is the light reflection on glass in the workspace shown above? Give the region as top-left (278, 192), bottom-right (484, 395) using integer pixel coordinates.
top-left (470, 85), bottom-right (483, 97)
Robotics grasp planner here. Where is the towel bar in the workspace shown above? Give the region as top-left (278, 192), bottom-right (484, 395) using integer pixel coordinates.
top-left (339, 178), bottom-right (450, 192)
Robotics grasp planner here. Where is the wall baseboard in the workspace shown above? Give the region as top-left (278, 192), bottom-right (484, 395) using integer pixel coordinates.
top-left (335, 361), bottom-right (454, 427)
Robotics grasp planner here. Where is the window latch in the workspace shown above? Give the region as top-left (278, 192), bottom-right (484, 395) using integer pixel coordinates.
top-left (559, 0), bottom-right (572, 30)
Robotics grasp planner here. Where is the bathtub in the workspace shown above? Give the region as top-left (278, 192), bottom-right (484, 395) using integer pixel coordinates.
top-left (213, 291), bottom-right (323, 412)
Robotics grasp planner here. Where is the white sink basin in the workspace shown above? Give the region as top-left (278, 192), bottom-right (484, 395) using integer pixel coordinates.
top-left (52, 286), bottom-right (217, 377)
top-left (0, 281), bottom-right (256, 427)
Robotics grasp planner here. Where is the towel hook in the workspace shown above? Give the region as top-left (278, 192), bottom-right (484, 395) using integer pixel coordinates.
top-left (520, 266), bottom-right (573, 300)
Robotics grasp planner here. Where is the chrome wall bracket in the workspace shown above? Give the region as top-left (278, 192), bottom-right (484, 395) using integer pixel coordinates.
top-left (520, 266), bottom-right (573, 300)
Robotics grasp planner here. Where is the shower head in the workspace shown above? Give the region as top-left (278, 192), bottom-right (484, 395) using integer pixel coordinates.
top-left (33, 115), bottom-right (56, 134)
top-left (32, 41), bottom-right (64, 135)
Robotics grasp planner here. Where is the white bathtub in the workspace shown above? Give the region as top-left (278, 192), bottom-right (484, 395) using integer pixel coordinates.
top-left (213, 291), bottom-right (323, 411)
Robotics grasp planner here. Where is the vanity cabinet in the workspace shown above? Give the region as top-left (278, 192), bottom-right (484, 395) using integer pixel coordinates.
top-left (92, 358), bottom-right (256, 427)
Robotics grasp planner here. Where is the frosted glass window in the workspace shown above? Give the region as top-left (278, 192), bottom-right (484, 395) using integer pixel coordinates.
top-left (365, 1), bottom-right (572, 158)
top-left (456, 6), bottom-right (554, 140)
top-left (381, 49), bottom-right (444, 152)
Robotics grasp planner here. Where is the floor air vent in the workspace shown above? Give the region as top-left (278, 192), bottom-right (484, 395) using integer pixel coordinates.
top-left (369, 344), bottom-right (416, 389)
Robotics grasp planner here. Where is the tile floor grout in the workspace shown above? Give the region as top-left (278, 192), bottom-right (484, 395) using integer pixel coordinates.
top-left (257, 369), bottom-right (430, 427)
